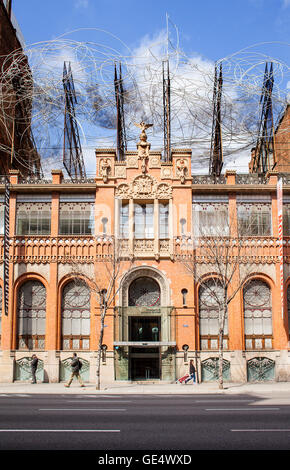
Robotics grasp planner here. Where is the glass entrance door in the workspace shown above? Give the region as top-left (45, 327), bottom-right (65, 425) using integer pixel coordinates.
top-left (129, 348), bottom-right (160, 380)
top-left (129, 316), bottom-right (161, 380)
top-left (129, 316), bottom-right (160, 342)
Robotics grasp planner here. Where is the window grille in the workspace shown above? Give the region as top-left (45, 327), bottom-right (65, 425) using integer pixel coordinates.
top-left (243, 279), bottom-right (272, 349)
top-left (192, 203), bottom-right (229, 236)
top-left (17, 281), bottom-right (46, 350)
top-left (283, 205), bottom-right (290, 235)
top-left (59, 202), bottom-right (94, 235)
top-left (199, 279), bottom-right (228, 350)
top-left (128, 277), bottom-right (161, 307)
top-left (16, 203), bottom-right (51, 235)
top-left (237, 203), bottom-right (272, 236)
top-left (61, 280), bottom-right (91, 350)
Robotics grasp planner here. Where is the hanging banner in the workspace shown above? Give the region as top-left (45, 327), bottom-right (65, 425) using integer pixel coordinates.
top-left (277, 177), bottom-right (284, 319)
top-left (3, 177), bottom-right (10, 316)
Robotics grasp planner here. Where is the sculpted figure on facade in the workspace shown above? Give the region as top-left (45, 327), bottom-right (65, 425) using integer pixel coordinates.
top-left (134, 121), bottom-right (153, 173)
top-left (100, 158), bottom-right (111, 183)
top-left (176, 158), bottom-right (188, 184)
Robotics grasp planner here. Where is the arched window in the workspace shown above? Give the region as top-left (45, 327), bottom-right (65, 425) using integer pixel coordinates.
top-left (199, 279), bottom-right (228, 350)
top-left (128, 277), bottom-right (160, 307)
top-left (17, 280), bottom-right (46, 350)
top-left (61, 280), bottom-right (90, 350)
top-left (243, 279), bottom-right (272, 349)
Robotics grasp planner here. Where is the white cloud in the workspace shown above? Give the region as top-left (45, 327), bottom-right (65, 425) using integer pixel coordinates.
top-left (74, 0), bottom-right (89, 9)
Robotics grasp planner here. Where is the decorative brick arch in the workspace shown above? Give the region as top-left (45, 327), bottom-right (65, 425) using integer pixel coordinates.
top-left (119, 266), bottom-right (170, 307)
top-left (13, 274), bottom-right (48, 351)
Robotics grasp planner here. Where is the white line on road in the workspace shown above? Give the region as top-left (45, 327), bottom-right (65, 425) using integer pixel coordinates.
top-left (0, 429), bottom-right (120, 433)
top-left (195, 400), bottom-right (255, 403)
top-left (206, 408), bottom-right (280, 411)
top-left (74, 395), bottom-right (123, 398)
top-left (39, 408), bottom-right (126, 411)
top-left (66, 400), bottom-right (132, 403)
top-left (232, 429), bottom-right (290, 432)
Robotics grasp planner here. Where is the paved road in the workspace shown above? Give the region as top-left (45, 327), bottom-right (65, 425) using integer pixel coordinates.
top-left (0, 392), bottom-right (290, 453)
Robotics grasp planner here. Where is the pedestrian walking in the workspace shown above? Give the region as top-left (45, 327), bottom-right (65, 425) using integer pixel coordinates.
top-left (31, 354), bottom-right (38, 384)
top-left (65, 353), bottom-right (85, 388)
top-left (185, 359), bottom-right (197, 384)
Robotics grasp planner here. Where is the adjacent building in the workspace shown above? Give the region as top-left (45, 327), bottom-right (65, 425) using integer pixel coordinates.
top-left (0, 0), bottom-right (41, 177)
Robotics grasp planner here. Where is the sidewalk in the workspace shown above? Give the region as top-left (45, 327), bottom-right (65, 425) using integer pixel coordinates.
top-left (1, 380), bottom-right (290, 395)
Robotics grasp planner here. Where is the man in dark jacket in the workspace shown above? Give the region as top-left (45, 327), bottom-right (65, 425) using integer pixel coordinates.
top-left (65, 353), bottom-right (85, 387)
top-left (31, 354), bottom-right (38, 384)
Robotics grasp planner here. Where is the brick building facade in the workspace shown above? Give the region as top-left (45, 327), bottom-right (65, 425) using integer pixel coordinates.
top-left (0, 129), bottom-right (290, 384)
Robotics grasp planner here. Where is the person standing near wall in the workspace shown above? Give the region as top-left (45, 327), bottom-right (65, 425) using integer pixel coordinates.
top-left (31, 354), bottom-right (38, 384)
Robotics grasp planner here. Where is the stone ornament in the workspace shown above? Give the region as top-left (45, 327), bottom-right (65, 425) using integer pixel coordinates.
top-left (99, 158), bottom-right (112, 183)
top-left (161, 166), bottom-right (173, 179)
top-left (126, 155), bottom-right (139, 168)
top-left (115, 183), bottom-right (130, 199)
top-left (134, 121), bottom-right (153, 173)
top-left (149, 155), bottom-right (161, 168)
top-left (132, 174), bottom-right (155, 198)
top-left (115, 175), bottom-right (172, 200)
top-left (114, 165), bottom-right (126, 178)
top-left (176, 158), bottom-right (188, 183)
top-left (156, 183), bottom-right (173, 199)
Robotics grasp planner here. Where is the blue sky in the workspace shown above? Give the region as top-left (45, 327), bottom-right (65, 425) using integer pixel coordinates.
top-left (10, 0), bottom-right (290, 175)
top-left (13, 0), bottom-right (290, 63)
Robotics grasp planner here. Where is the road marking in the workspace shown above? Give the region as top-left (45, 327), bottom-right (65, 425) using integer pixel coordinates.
top-left (232, 429), bottom-right (290, 432)
top-left (38, 408), bottom-right (126, 411)
top-left (0, 429), bottom-right (120, 433)
top-left (207, 407), bottom-right (280, 411)
top-left (74, 395), bottom-right (123, 398)
top-left (195, 399), bottom-right (255, 403)
top-left (67, 400), bottom-right (132, 403)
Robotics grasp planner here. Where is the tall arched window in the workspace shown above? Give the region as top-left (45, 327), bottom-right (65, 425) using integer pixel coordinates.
top-left (128, 277), bottom-right (161, 307)
top-left (17, 280), bottom-right (46, 350)
top-left (61, 280), bottom-right (90, 350)
top-left (199, 279), bottom-right (228, 350)
top-left (243, 279), bottom-right (272, 349)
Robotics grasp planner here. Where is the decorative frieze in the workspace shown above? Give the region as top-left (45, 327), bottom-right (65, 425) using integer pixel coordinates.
top-left (115, 175), bottom-right (172, 200)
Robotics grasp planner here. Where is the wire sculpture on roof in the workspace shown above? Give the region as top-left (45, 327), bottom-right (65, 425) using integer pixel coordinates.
top-left (0, 25), bottom-right (289, 177)
top-left (63, 61), bottom-right (86, 180)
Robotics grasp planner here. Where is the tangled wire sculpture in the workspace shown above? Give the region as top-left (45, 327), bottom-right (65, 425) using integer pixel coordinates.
top-left (0, 26), bottom-right (289, 175)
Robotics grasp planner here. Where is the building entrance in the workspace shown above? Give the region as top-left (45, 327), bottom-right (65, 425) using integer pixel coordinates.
top-left (129, 316), bottom-right (161, 380)
top-left (129, 348), bottom-right (160, 380)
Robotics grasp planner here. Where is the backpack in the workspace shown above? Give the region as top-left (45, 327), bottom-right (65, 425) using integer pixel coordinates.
top-left (78, 360), bottom-right (83, 370)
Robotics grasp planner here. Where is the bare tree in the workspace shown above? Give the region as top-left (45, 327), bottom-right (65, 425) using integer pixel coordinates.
top-left (67, 236), bottom-right (133, 390)
top-left (176, 208), bottom-right (257, 389)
